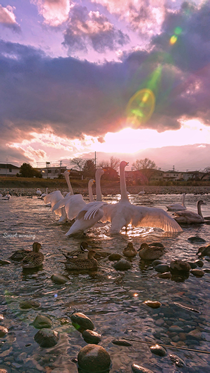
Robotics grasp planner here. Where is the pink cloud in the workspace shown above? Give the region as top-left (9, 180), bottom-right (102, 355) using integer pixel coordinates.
top-left (32, 0), bottom-right (70, 26)
top-left (0, 5), bottom-right (21, 32)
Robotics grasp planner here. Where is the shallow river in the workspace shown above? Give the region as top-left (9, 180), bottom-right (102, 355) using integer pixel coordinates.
top-left (1, 193), bottom-right (210, 373)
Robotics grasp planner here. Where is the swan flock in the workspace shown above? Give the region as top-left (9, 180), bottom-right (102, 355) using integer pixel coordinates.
top-left (41, 161), bottom-right (183, 236)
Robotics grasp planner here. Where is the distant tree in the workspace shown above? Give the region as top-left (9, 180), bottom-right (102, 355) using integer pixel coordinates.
top-left (19, 163), bottom-right (42, 178)
top-left (132, 158), bottom-right (156, 170)
top-left (98, 157), bottom-right (120, 171)
top-left (203, 167), bottom-right (210, 173)
top-left (83, 159), bottom-right (95, 178)
top-left (103, 167), bottom-right (119, 180)
top-left (70, 158), bottom-right (86, 171)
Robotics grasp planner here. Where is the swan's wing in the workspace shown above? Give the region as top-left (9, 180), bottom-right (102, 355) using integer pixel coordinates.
top-left (65, 204), bottom-right (104, 236)
top-left (44, 191), bottom-right (63, 205)
top-left (83, 202), bottom-right (107, 220)
top-left (52, 198), bottom-right (67, 212)
top-left (131, 205), bottom-right (182, 232)
top-left (101, 203), bottom-right (118, 222)
top-left (65, 194), bottom-right (86, 220)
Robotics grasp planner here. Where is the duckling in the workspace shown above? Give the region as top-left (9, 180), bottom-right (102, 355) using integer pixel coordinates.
top-left (138, 242), bottom-right (165, 260)
top-left (64, 250), bottom-right (97, 271)
top-left (60, 242), bottom-right (89, 259)
top-left (22, 242), bottom-right (44, 269)
top-left (123, 242), bottom-right (137, 258)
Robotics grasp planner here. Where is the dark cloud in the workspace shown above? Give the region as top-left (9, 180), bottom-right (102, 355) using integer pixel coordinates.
top-left (0, 5), bottom-right (21, 32)
top-left (63, 5), bottom-right (130, 53)
top-left (1, 2), bottom-right (210, 161)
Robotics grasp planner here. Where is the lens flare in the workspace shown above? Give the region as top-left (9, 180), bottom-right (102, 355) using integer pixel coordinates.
top-left (126, 88), bottom-right (155, 128)
top-left (170, 35), bottom-right (178, 45)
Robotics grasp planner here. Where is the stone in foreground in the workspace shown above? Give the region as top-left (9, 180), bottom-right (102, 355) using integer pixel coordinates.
top-left (78, 344), bottom-right (111, 373)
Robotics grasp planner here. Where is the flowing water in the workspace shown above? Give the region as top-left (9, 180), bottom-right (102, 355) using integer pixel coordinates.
top-left (1, 193), bottom-right (210, 372)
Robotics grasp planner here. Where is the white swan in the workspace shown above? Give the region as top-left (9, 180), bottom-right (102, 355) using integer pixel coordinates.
top-left (102, 161), bottom-right (183, 234)
top-left (65, 168), bottom-right (106, 236)
top-left (1, 192), bottom-right (11, 200)
top-left (41, 188), bottom-right (48, 199)
top-left (166, 193), bottom-right (186, 211)
top-left (138, 188), bottom-right (145, 195)
top-left (173, 200), bottom-right (206, 224)
top-left (36, 188), bottom-right (42, 196)
top-left (52, 171), bottom-right (95, 221)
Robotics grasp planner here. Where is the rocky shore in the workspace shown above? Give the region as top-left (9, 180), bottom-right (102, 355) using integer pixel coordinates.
top-left (1, 185), bottom-right (210, 196)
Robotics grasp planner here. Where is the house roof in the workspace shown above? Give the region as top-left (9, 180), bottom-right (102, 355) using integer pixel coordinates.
top-left (0, 163), bottom-right (19, 169)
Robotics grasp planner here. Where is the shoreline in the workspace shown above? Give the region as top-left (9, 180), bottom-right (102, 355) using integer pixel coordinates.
top-left (1, 185), bottom-right (210, 196)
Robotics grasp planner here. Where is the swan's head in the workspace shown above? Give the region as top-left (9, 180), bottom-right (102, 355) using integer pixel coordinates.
top-left (197, 200), bottom-right (206, 206)
top-left (95, 168), bottom-right (104, 178)
top-left (120, 161), bottom-right (129, 169)
top-left (89, 179), bottom-right (95, 187)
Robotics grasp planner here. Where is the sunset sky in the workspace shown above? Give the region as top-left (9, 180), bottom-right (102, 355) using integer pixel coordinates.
top-left (1, 0), bottom-right (210, 171)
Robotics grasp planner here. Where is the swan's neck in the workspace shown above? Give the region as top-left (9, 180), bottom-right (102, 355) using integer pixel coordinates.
top-left (197, 202), bottom-right (203, 217)
top-left (120, 164), bottom-right (129, 201)
top-left (88, 181), bottom-right (94, 202)
top-left (95, 171), bottom-right (102, 201)
top-left (64, 173), bottom-right (74, 195)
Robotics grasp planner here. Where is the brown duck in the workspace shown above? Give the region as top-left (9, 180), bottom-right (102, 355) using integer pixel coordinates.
top-left (22, 242), bottom-right (44, 269)
top-left (64, 250), bottom-right (97, 271)
top-left (123, 242), bottom-right (137, 258)
top-left (60, 242), bottom-right (89, 259)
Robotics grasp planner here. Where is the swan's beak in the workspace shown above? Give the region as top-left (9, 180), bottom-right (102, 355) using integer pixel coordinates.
top-left (126, 162), bottom-right (129, 166)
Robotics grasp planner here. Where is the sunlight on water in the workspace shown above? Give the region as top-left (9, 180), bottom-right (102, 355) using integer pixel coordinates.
top-left (0, 193), bottom-right (210, 372)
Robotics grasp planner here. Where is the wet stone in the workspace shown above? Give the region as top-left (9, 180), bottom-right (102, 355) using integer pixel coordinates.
top-left (19, 300), bottom-right (40, 310)
top-left (51, 274), bottom-right (68, 284)
top-left (157, 272), bottom-right (171, 279)
top-left (154, 264), bottom-right (170, 273)
top-left (0, 260), bottom-right (11, 265)
top-left (188, 262), bottom-right (197, 269)
top-left (113, 259), bottom-right (132, 271)
top-left (82, 330), bottom-right (101, 344)
top-left (150, 344), bottom-right (167, 356)
top-left (169, 354), bottom-right (185, 367)
top-left (70, 312), bottom-right (94, 332)
top-left (32, 315), bottom-right (52, 329)
top-left (78, 344), bottom-right (111, 373)
top-left (0, 326), bottom-right (8, 337)
top-left (34, 329), bottom-right (59, 348)
top-left (152, 260), bottom-right (162, 267)
top-left (194, 260), bottom-right (204, 267)
top-left (188, 236), bottom-right (206, 244)
top-left (143, 300), bottom-right (161, 309)
top-left (0, 315), bottom-right (4, 321)
top-left (197, 244), bottom-right (210, 257)
top-left (108, 253), bottom-right (122, 261)
top-left (190, 269), bottom-right (205, 277)
top-left (112, 339), bottom-right (132, 346)
top-left (0, 370), bottom-right (8, 373)
top-left (131, 363), bottom-right (154, 373)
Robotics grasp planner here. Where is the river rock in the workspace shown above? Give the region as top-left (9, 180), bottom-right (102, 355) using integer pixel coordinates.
top-left (150, 344), bottom-right (167, 356)
top-left (197, 244), bottom-right (210, 257)
top-left (157, 272), bottom-right (171, 279)
top-left (170, 260), bottom-right (191, 273)
top-left (19, 300), bottom-right (40, 309)
top-left (113, 259), bottom-right (132, 271)
top-left (0, 326), bottom-right (8, 337)
top-left (188, 236), bottom-right (206, 244)
top-left (77, 344), bottom-right (111, 373)
top-left (0, 259), bottom-right (11, 265)
top-left (139, 243), bottom-right (165, 260)
top-left (34, 328), bottom-right (59, 348)
top-left (190, 269), bottom-right (204, 277)
top-left (32, 315), bottom-right (52, 329)
top-left (194, 260), bottom-right (203, 267)
top-left (70, 312), bottom-right (94, 332)
top-left (154, 264), bottom-right (170, 273)
top-left (51, 274), bottom-right (69, 284)
top-left (112, 339), bottom-right (132, 346)
top-left (152, 260), bottom-right (162, 267)
top-left (169, 354), bottom-right (185, 367)
top-left (131, 364), bottom-right (154, 373)
top-left (108, 253), bottom-right (122, 261)
top-left (188, 262), bottom-right (197, 269)
top-left (143, 300), bottom-right (161, 309)
top-left (0, 314), bottom-right (4, 321)
top-left (0, 370), bottom-right (8, 373)
top-left (82, 330), bottom-right (101, 344)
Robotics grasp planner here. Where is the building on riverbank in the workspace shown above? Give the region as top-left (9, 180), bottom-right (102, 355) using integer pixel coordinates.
top-left (0, 163), bottom-right (20, 176)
